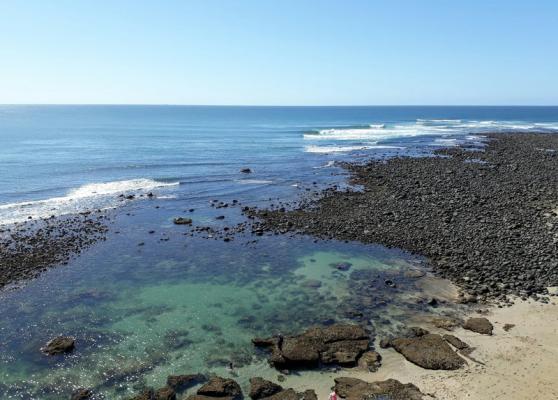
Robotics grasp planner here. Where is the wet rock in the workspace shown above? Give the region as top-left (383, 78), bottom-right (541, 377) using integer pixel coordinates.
top-left (249, 377), bottom-right (283, 400)
top-left (260, 388), bottom-right (299, 400)
top-left (357, 351), bottom-right (382, 372)
top-left (70, 388), bottom-right (93, 400)
top-left (167, 374), bottom-right (205, 391)
top-left (197, 376), bottom-right (242, 399)
top-left (463, 317), bottom-right (493, 335)
top-left (155, 387), bottom-right (176, 400)
top-left (404, 327), bottom-right (429, 338)
top-left (254, 324), bottom-right (370, 369)
top-left (333, 377), bottom-right (423, 400)
top-left (301, 390), bottom-right (317, 400)
top-left (334, 262), bottom-right (352, 271)
top-left (430, 316), bottom-right (460, 331)
top-left (129, 388), bottom-right (155, 400)
top-left (443, 334), bottom-right (470, 350)
top-left (41, 336), bottom-right (75, 355)
top-left (240, 168), bottom-right (252, 174)
top-left (391, 334), bottom-right (466, 370)
top-left (173, 217), bottom-right (193, 225)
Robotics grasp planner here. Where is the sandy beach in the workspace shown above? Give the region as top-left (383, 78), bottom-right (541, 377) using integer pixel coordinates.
top-left (275, 298), bottom-right (558, 400)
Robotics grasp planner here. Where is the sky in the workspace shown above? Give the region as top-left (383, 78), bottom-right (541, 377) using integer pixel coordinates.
top-left (0, 0), bottom-right (557, 105)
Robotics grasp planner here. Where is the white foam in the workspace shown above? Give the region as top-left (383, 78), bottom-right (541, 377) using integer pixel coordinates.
top-left (304, 119), bottom-right (558, 143)
top-left (0, 178), bottom-right (179, 225)
top-left (305, 145), bottom-right (403, 154)
top-left (235, 179), bottom-right (273, 185)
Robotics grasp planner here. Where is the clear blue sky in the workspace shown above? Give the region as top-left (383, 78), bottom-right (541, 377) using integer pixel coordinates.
top-left (1, 0), bottom-right (557, 105)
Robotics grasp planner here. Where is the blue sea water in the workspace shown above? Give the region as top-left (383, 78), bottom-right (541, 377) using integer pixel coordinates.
top-left (1, 105), bottom-right (558, 224)
top-left (0, 106), bottom-right (558, 399)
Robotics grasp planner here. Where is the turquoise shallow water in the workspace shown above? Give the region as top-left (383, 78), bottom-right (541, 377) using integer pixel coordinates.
top-left (1, 106), bottom-right (555, 398)
top-left (0, 203), bottom-right (456, 399)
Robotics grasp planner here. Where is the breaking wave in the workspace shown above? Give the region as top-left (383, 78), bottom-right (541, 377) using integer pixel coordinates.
top-left (0, 178), bottom-right (179, 225)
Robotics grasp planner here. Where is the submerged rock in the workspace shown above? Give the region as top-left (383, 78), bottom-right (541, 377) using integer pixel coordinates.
top-left (129, 388), bottom-right (155, 400)
top-left (70, 388), bottom-right (93, 400)
top-left (253, 324), bottom-right (371, 369)
top-left (155, 386), bottom-right (176, 400)
top-left (391, 334), bottom-right (466, 370)
top-left (167, 373), bottom-right (205, 391)
top-left (333, 377), bottom-right (423, 400)
top-left (41, 336), bottom-right (75, 355)
top-left (463, 317), bottom-right (493, 335)
top-left (249, 377), bottom-right (283, 400)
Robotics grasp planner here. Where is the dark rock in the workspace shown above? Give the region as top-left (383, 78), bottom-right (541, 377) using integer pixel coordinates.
top-left (301, 390), bottom-right (317, 400)
top-left (334, 262), bottom-right (352, 271)
top-left (391, 333), bottom-right (466, 370)
top-left (463, 317), bottom-right (493, 335)
top-left (503, 323), bottom-right (516, 332)
top-left (41, 336), bottom-right (75, 355)
top-left (174, 217), bottom-right (193, 225)
top-left (430, 316), bottom-right (460, 331)
top-left (260, 389), bottom-right (299, 400)
top-left (129, 388), bottom-right (155, 400)
top-left (333, 377), bottom-right (424, 400)
top-left (70, 388), bottom-right (93, 400)
top-left (197, 376), bottom-right (242, 399)
top-left (443, 334), bottom-right (470, 350)
top-left (240, 168), bottom-right (252, 174)
top-left (249, 377), bottom-right (283, 400)
top-left (155, 387), bottom-right (176, 400)
top-left (357, 351), bottom-right (382, 372)
top-left (167, 374), bottom-right (205, 391)
top-left (254, 324), bottom-right (370, 369)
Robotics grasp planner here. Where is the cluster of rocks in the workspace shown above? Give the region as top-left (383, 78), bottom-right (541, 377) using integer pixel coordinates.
top-left (379, 317), bottom-right (493, 370)
top-left (252, 324), bottom-right (376, 369)
top-left (334, 377), bottom-right (424, 400)
top-left (248, 133), bottom-right (558, 302)
top-left (0, 212), bottom-right (108, 290)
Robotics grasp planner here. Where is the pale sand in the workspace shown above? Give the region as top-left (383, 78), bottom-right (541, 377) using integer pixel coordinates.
top-left (274, 298), bottom-right (558, 400)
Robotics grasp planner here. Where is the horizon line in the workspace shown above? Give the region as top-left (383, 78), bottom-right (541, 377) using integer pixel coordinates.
top-left (1, 103), bottom-right (558, 107)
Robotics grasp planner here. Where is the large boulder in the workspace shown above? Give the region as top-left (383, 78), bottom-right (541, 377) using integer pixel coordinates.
top-left (463, 317), bottom-right (493, 335)
top-left (334, 377), bottom-right (423, 400)
top-left (249, 377), bottom-right (283, 400)
top-left (41, 336), bottom-right (75, 355)
top-left (253, 324), bottom-right (370, 369)
top-left (391, 334), bottom-right (465, 370)
top-left (197, 376), bottom-right (242, 400)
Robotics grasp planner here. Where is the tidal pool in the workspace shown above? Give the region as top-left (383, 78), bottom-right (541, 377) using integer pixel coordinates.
top-left (0, 200), bottom-right (461, 399)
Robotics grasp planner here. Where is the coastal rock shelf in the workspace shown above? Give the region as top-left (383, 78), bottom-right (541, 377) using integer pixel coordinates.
top-left (253, 324), bottom-right (372, 369)
top-left (0, 212), bottom-right (108, 290)
top-left (249, 133), bottom-right (558, 302)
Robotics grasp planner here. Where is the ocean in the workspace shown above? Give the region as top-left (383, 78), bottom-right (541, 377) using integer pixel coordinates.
top-left (0, 105), bottom-right (557, 399)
